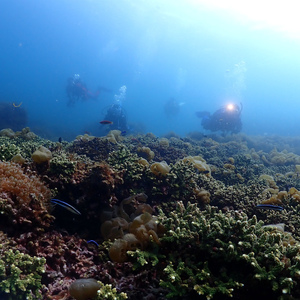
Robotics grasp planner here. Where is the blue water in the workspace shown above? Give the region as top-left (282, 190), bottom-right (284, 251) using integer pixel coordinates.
top-left (1, 0), bottom-right (300, 140)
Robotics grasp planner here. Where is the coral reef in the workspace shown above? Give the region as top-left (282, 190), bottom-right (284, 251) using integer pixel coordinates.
top-left (101, 195), bottom-right (162, 263)
top-left (0, 249), bottom-right (46, 300)
top-left (157, 201), bottom-right (300, 299)
top-left (4, 131), bottom-right (300, 299)
top-left (0, 161), bottom-right (53, 233)
top-left (106, 130), bottom-right (124, 144)
top-left (0, 231), bottom-right (45, 300)
top-left (150, 161), bottom-right (170, 176)
top-left (108, 146), bottom-right (146, 186)
top-left (137, 146), bottom-right (155, 161)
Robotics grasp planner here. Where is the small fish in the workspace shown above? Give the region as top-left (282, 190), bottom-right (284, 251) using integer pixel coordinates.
top-left (58, 137), bottom-right (62, 143)
top-left (87, 240), bottom-right (99, 247)
top-left (51, 199), bottom-right (81, 215)
top-left (121, 130), bottom-right (127, 136)
top-left (99, 120), bottom-right (113, 125)
top-left (255, 204), bottom-right (283, 211)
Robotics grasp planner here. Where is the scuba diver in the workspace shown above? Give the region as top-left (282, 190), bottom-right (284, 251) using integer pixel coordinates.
top-left (66, 74), bottom-right (100, 105)
top-left (164, 98), bottom-right (180, 117)
top-left (100, 103), bottom-right (128, 134)
top-left (196, 103), bottom-right (242, 135)
top-left (163, 97), bottom-right (185, 118)
top-left (99, 85), bottom-right (129, 135)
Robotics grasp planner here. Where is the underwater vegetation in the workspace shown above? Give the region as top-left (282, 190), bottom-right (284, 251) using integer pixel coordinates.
top-left (3, 128), bottom-right (300, 298)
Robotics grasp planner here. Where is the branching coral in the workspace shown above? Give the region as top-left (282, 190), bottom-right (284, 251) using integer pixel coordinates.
top-left (48, 151), bottom-right (76, 178)
top-left (149, 160), bottom-right (207, 204)
top-left (69, 137), bottom-right (116, 162)
top-left (108, 146), bottom-right (147, 184)
top-left (0, 249), bottom-right (46, 300)
top-left (157, 202), bottom-right (300, 299)
top-left (0, 138), bottom-right (19, 160)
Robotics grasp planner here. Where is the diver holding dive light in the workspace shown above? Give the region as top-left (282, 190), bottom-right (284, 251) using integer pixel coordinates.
top-left (196, 103), bottom-right (242, 135)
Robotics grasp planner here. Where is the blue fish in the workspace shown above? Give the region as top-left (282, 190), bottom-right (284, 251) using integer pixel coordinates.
top-left (51, 199), bottom-right (81, 215)
top-left (87, 240), bottom-right (99, 247)
top-left (256, 204), bottom-right (283, 211)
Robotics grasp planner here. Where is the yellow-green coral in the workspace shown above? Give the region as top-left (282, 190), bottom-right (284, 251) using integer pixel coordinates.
top-left (157, 202), bottom-right (300, 299)
top-left (49, 151), bottom-right (76, 177)
top-left (108, 146), bottom-right (146, 182)
top-left (0, 135), bottom-right (57, 162)
top-left (95, 281), bottom-right (127, 300)
top-left (0, 249), bottom-right (45, 300)
top-left (0, 138), bottom-right (20, 161)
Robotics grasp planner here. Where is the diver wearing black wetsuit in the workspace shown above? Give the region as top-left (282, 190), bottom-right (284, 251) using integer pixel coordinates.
top-left (197, 103), bottom-right (242, 135)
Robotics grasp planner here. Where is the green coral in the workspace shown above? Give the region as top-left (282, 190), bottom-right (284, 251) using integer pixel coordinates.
top-left (49, 151), bottom-right (76, 177)
top-left (127, 249), bottom-right (162, 270)
top-left (0, 138), bottom-right (20, 160)
top-left (0, 249), bottom-right (45, 300)
top-left (0, 135), bottom-right (57, 162)
top-left (158, 202), bottom-right (300, 299)
top-left (95, 281), bottom-right (127, 300)
top-left (108, 146), bottom-right (146, 182)
top-left (150, 160), bottom-right (201, 201)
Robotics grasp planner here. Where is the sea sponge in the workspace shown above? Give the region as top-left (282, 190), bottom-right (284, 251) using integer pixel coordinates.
top-left (138, 158), bottom-right (149, 167)
top-left (32, 146), bottom-right (52, 164)
top-left (288, 187), bottom-right (300, 202)
top-left (150, 161), bottom-right (170, 176)
top-left (194, 188), bottom-right (211, 204)
top-left (14, 127), bottom-right (36, 140)
top-left (159, 138), bottom-right (169, 148)
top-left (105, 207), bottom-right (162, 262)
top-left (259, 174), bottom-right (278, 189)
top-left (223, 163), bottom-right (235, 170)
top-left (182, 156), bottom-right (211, 176)
top-left (123, 233), bottom-right (142, 250)
top-left (101, 217), bottom-right (129, 240)
top-left (261, 189), bottom-right (287, 206)
top-left (137, 146), bottom-right (155, 161)
top-left (11, 153), bottom-right (25, 164)
top-left (0, 128), bottom-right (15, 138)
top-left (68, 278), bottom-right (101, 300)
top-left (261, 196), bottom-right (283, 206)
top-left (75, 133), bottom-right (95, 142)
top-left (129, 212), bottom-right (160, 247)
top-left (109, 239), bottom-right (128, 263)
top-left (106, 130), bottom-right (123, 144)
top-left (228, 157), bottom-right (235, 164)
